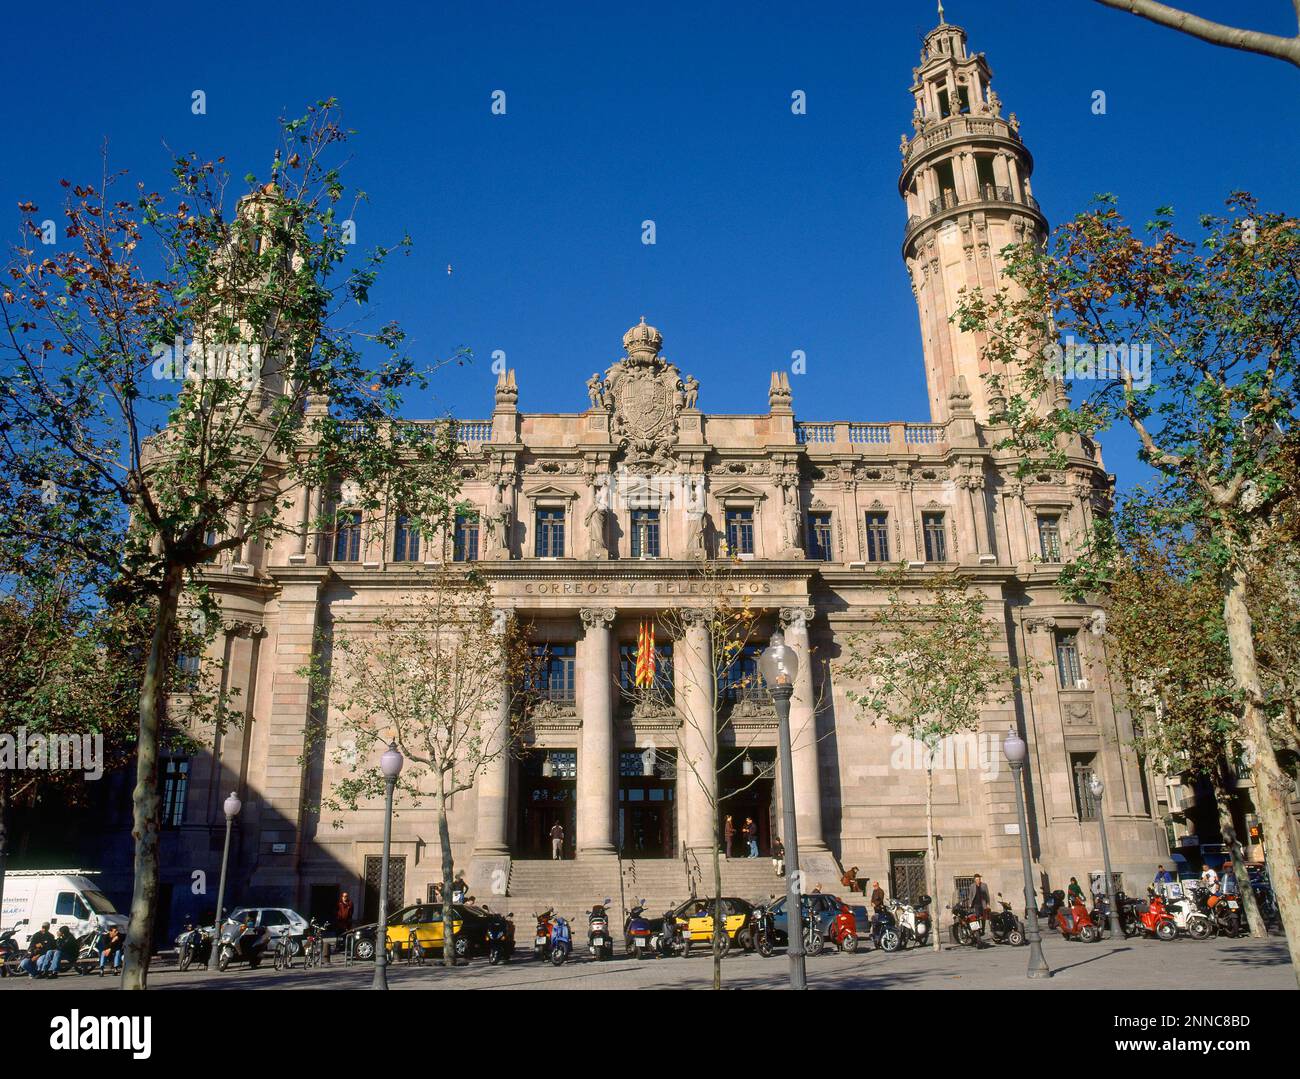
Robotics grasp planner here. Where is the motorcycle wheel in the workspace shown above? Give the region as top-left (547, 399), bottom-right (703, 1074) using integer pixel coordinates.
top-left (1224, 912), bottom-right (1241, 937)
top-left (217, 947), bottom-right (232, 972)
top-left (550, 946), bottom-right (567, 966)
top-left (757, 935), bottom-right (774, 958)
top-left (179, 946), bottom-right (192, 972)
top-left (714, 932), bottom-right (731, 959)
top-left (454, 936), bottom-right (470, 959)
top-left (839, 934), bottom-right (860, 954)
top-left (806, 929), bottom-right (823, 956)
top-left (954, 922), bottom-right (973, 947)
top-left (1156, 920), bottom-right (1177, 941)
top-left (1007, 928), bottom-right (1025, 947)
top-left (878, 928), bottom-right (901, 953)
top-left (1079, 925), bottom-right (1099, 944)
top-left (488, 947), bottom-right (502, 966)
top-left (1188, 917), bottom-right (1212, 941)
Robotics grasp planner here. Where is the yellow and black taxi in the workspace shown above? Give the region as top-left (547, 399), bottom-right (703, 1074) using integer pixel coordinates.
top-left (361, 903), bottom-right (513, 960)
top-left (650, 897), bottom-right (755, 955)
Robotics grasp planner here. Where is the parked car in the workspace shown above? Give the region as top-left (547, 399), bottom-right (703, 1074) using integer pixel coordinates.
top-left (342, 922), bottom-right (378, 961)
top-left (384, 903), bottom-right (513, 960)
top-left (762, 892), bottom-right (871, 946)
top-left (646, 897), bottom-right (755, 955)
top-left (226, 907), bottom-right (308, 955)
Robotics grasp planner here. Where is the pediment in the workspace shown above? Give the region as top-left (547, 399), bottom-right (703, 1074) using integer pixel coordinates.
top-left (524, 483), bottom-right (579, 502)
top-left (711, 482), bottom-right (767, 501)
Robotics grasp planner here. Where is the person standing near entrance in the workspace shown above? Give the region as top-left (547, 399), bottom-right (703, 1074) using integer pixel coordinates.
top-left (724, 815), bottom-right (735, 859)
top-left (771, 836), bottom-right (785, 877)
top-left (550, 821), bottom-right (565, 860)
top-left (336, 891), bottom-right (354, 933)
top-left (743, 817), bottom-right (758, 858)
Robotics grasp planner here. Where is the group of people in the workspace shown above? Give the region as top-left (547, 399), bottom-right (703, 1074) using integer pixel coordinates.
top-left (15, 922), bottom-right (124, 978)
top-left (722, 815), bottom-right (762, 859)
top-left (839, 867), bottom-right (888, 911)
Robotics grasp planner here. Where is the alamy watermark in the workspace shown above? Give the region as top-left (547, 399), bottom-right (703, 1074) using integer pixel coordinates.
top-left (0, 727), bottom-right (104, 780)
top-left (889, 731), bottom-right (1002, 780)
top-left (151, 336), bottom-right (262, 390)
top-left (1042, 336), bottom-right (1152, 391)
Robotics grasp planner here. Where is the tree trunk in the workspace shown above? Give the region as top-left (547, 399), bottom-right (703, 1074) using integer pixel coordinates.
top-left (438, 784), bottom-right (456, 970)
top-left (1210, 759), bottom-right (1267, 939)
top-left (1223, 564), bottom-right (1300, 986)
top-left (0, 769), bottom-right (9, 927)
top-left (927, 764), bottom-right (940, 952)
top-left (122, 565), bottom-right (184, 990)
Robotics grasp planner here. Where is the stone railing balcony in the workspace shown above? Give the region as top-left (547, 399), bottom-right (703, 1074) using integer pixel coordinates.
top-left (902, 113), bottom-right (1022, 167)
top-left (795, 420), bottom-right (948, 452)
top-left (457, 419), bottom-right (493, 444)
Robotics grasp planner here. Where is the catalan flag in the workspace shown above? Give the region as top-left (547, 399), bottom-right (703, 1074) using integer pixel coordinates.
top-left (635, 619), bottom-right (656, 689)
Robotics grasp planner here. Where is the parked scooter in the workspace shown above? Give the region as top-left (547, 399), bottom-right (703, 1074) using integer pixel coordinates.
top-left (886, 895), bottom-right (931, 949)
top-left (987, 895), bottom-right (1026, 946)
top-left (216, 919), bottom-right (271, 971)
top-left (1053, 890), bottom-right (1100, 942)
top-left (1125, 890), bottom-right (1177, 940)
top-left (532, 910), bottom-right (555, 961)
top-left (175, 921), bottom-right (213, 970)
top-left (587, 899), bottom-right (614, 961)
top-left (0, 928), bottom-right (21, 973)
top-left (548, 915), bottom-right (572, 966)
top-left (486, 912), bottom-right (514, 965)
top-left (828, 901), bottom-right (860, 953)
top-left (1161, 888), bottom-right (1213, 940)
top-left (871, 904), bottom-right (902, 952)
top-left (624, 901), bottom-right (654, 959)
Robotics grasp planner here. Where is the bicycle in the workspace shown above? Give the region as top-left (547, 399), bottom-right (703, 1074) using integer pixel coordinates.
top-left (300, 919), bottom-right (326, 969)
top-left (271, 932), bottom-right (295, 971)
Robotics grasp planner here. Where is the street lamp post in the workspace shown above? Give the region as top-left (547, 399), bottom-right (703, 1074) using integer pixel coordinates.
top-left (760, 629), bottom-right (805, 991)
top-left (1089, 773), bottom-right (1122, 939)
top-left (207, 791), bottom-right (242, 971)
top-left (1002, 731), bottom-right (1051, 979)
top-left (372, 742), bottom-right (404, 990)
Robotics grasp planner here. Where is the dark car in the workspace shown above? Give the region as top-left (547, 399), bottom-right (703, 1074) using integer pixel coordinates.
top-left (762, 892), bottom-right (870, 944)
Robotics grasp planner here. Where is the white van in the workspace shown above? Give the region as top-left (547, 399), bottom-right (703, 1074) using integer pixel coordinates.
top-left (1, 870), bottom-right (128, 948)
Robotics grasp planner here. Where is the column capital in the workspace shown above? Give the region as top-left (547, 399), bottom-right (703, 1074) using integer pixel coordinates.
top-left (676, 607), bottom-right (710, 631)
top-left (779, 606), bottom-right (815, 633)
top-left (580, 606), bottom-right (616, 631)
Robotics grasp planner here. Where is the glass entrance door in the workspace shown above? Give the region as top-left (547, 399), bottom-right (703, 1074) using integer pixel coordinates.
top-left (517, 750), bottom-right (577, 858)
top-left (618, 750), bottom-right (676, 858)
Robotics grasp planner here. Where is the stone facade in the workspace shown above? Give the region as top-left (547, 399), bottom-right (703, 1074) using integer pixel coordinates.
top-left (154, 16), bottom-right (1168, 929)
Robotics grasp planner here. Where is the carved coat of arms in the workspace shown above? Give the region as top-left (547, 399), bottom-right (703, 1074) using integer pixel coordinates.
top-left (603, 318), bottom-right (685, 469)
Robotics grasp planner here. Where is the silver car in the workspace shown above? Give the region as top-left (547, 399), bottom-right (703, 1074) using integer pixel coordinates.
top-left (226, 907), bottom-right (308, 955)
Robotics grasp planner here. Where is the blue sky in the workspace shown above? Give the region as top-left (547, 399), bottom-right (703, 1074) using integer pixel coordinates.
top-left (5, 0), bottom-right (1298, 495)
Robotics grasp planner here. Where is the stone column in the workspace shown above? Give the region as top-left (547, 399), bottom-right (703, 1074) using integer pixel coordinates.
top-left (577, 607), bottom-right (616, 857)
top-left (473, 609), bottom-right (512, 857)
top-left (781, 606), bottom-right (827, 852)
top-left (677, 609), bottom-right (716, 854)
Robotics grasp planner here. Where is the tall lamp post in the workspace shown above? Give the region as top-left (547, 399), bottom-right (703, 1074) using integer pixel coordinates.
top-left (1089, 773), bottom-right (1122, 939)
top-left (759, 629), bottom-right (805, 991)
top-left (372, 742), bottom-right (404, 990)
top-left (207, 792), bottom-right (242, 971)
top-left (1002, 730), bottom-right (1051, 979)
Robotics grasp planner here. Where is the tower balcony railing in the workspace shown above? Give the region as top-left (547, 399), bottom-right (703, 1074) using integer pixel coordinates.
top-left (902, 113), bottom-right (1022, 166)
top-left (905, 184), bottom-right (1043, 239)
top-left (795, 420), bottom-right (948, 451)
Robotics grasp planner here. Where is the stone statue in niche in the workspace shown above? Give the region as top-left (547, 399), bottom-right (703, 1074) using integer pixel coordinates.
top-left (585, 479), bottom-right (610, 559)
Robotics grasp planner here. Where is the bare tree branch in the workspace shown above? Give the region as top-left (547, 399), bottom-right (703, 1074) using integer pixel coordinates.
top-left (1094, 0), bottom-right (1300, 68)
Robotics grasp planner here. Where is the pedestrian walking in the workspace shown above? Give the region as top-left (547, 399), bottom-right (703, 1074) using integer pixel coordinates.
top-left (550, 821), bottom-right (565, 860)
top-left (452, 873), bottom-right (469, 902)
top-left (969, 873), bottom-right (991, 940)
top-left (724, 815), bottom-right (735, 859)
top-left (771, 836), bottom-right (785, 877)
top-left (743, 816), bottom-right (758, 858)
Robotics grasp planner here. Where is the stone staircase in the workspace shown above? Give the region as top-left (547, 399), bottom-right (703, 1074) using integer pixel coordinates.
top-left (503, 858), bottom-right (691, 930)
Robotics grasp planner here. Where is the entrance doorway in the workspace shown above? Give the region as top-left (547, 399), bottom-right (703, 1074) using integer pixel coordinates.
top-left (363, 854), bottom-right (406, 921)
top-left (718, 747), bottom-right (774, 857)
top-left (517, 749), bottom-right (577, 858)
top-left (890, 850), bottom-right (928, 905)
top-left (618, 749), bottom-right (676, 858)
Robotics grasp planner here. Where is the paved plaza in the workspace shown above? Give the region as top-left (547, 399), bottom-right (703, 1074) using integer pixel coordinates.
top-left (4, 933), bottom-right (1292, 992)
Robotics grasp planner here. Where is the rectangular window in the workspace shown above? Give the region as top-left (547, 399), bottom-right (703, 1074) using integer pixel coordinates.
top-left (1038, 514), bottom-right (1062, 562)
top-left (392, 514), bottom-right (421, 563)
top-left (331, 509), bottom-right (362, 563)
top-left (161, 758), bottom-right (190, 828)
top-left (453, 513), bottom-right (479, 562)
top-left (176, 653), bottom-right (201, 691)
top-left (618, 642), bottom-right (673, 697)
top-left (630, 508), bottom-right (660, 558)
top-left (922, 512), bottom-right (948, 562)
top-left (529, 644), bottom-right (576, 702)
top-left (535, 507), bottom-right (565, 558)
top-left (1056, 631), bottom-right (1083, 689)
top-left (1072, 756), bottom-right (1099, 821)
top-left (807, 512), bottom-right (833, 561)
top-left (720, 643), bottom-right (764, 703)
top-left (725, 508), bottom-right (754, 555)
top-left (865, 511), bottom-right (891, 563)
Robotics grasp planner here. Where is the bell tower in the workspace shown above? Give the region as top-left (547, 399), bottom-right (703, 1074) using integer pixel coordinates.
top-left (900, 7), bottom-right (1048, 424)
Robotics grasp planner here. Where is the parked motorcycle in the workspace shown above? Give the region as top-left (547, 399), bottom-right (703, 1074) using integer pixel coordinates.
top-left (987, 895), bottom-right (1026, 946)
top-left (828, 901), bottom-right (860, 953)
top-left (175, 921), bottom-right (213, 971)
top-left (1162, 888), bottom-right (1213, 940)
top-left (0, 928), bottom-right (21, 973)
top-left (486, 913), bottom-right (514, 965)
top-left (886, 895), bottom-right (931, 949)
top-left (871, 905), bottom-right (902, 952)
top-left (216, 920), bottom-right (271, 971)
top-left (587, 899), bottom-right (614, 961)
top-left (1053, 891), bottom-right (1100, 942)
top-left (548, 915), bottom-right (572, 966)
top-left (1195, 887), bottom-right (1244, 938)
top-left (532, 909), bottom-right (555, 961)
top-left (624, 901), bottom-right (654, 960)
top-left (1125, 890), bottom-right (1177, 941)
top-left (949, 903), bottom-right (986, 947)
top-left (751, 903), bottom-right (776, 958)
